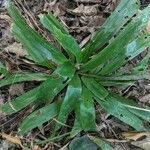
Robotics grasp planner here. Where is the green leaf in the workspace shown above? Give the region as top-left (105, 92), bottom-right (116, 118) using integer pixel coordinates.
top-left (96, 72), bottom-right (149, 87)
top-left (121, 102), bottom-right (150, 122)
top-left (2, 61), bottom-right (75, 115)
top-left (37, 61), bottom-right (75, 101)
top-left (102, 94), bottom-right (150, 125)
top-left (69, 136), bottom-right (98, 150)
top-left (99, 34), bottom-right (150, 75)
top-left (40, 12), bottom-right (82, 62)
top-left (19, 101), bottom-right (61, 134)
top-left (81, 0), bottom-right (140, 62)
top-left (106, 94), bottom-right (150, 125)
top-left (76, 86), bottom-right (96, 131)
top-left (55, 74), bottom-right (82, 131)
top-left (98, 80), bottom-right (135, 87)
top-left (0, 62), bottom-right (10, 77)
top-left (7, 2), bottom-right (67, 67)
top-left (95, 94), bottom-right (146, 131)
top-left (0, 73), bottom-right (49, 88)
top-left (2, 87), bottom-right (40, 115)
top-left (89, 136), bottom-right (113, 150)
top-left (81, 5), bottom-right (150, 72)
top-left (96, 72), bottom-right (150, 82)
top-left (82, 77), bottom-right (108, 100)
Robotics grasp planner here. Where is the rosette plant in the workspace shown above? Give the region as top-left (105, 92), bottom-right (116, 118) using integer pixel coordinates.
top-left (1, 0), bottom-right (150, 141)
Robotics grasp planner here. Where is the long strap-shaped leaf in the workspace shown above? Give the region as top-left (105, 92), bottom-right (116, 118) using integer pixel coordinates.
top-left (2, 61), bottom-right (75, 115)
top-left (39, 12), bottom-right (82, 62)
top-left (95, 71), bottom-right (149, 87)
top-left (2, 87), bottom-right (40, 115)
top-left (0, 62), bottom-right (10, 77)
top-left (82, 77), bottom-right (147, 130)
top-left (81, 0), bottom-right (140, 62)
top-left (82, 77), bottom-right (108, 100)
top-left (95, 94), bottom-right (146, 131)
top-left (99, 34), bottom-right (150, 75)
top-left (7, 2), bottom-right (67, 67)
top-left (75, 86), bottom-right (96, 131)
top-left (0, 73), bottom-right (49, 88)
top-left (110, 94), bottom-right (150, 123)
top-left (81, 5), bottom-right (150, 72)
top-left (55, 74), bottom-right (82, 131)
top-left (19, 101), bottom-right (61, 134)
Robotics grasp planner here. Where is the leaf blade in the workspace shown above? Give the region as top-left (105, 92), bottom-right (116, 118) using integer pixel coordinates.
top-left (40, 13), bottom-right (82, 62)
top-left (76, 86), bottom-right (96, 131)
top-left (55, 74), bottom-right (82, 131)
top-left (99, 34), bottom-right (150, 75)
top-left (81, 0), bottom-right (140, 62)
top-left (81, 5), bottom-right (150, 72)
top-left (2, 61), bottom-right (75, 115)
top-left (0, 73), bottom-right (49, 88)
top-left (95, 94), bottom-right (146, 131)
top-left (19, 101), bottom-right (61, 134)
top-left (82, 77), bottom-right (108, 100)
top-left (7, 2), bottom-right (67, 67)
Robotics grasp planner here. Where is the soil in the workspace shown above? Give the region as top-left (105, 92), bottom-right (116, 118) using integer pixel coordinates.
top-left (0, 0), bottom-right (150, 150)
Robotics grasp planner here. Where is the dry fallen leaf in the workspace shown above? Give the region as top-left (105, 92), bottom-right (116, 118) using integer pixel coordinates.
top-left (1, 133), bottom-right (23, 148)
top-left (0, 14), bottom-right (11, 23)
top-left (32, 145), bottom-right (42, 150)
top-left (72, 4), bottom-right (98, 16)
top-left (131, 136), bottom-right (150, 150)
top-left (4, 42), bottom-right (27, 57)
top-left (122, 132), bottom-right (150, 150)
top-left (122, 132), bottom-right (149, 141)
top-left (140, 94), bottom-right (150, 103)
top-left (9, 83), bottom-right (24, 97)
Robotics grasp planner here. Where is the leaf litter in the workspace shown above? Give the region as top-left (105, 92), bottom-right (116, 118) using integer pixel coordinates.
top-left (0, 0), bottom-right (150, 149)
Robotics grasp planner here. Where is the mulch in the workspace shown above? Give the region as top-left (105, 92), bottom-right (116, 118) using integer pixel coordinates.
top-left (0, 0), bottom-right (150, 149)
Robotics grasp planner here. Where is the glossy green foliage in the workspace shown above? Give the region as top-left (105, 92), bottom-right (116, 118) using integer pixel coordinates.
top-left (69, 135), bottom-right (113, 150)
top-left (55, 74), bottom-right (82, 131)
top-left (7, 2), bottom-right (67, 67)
top-left (40, 13), bottom-right (82, 62)
top-left (1, 1), bottom-right (150, 148)
top-left (2, 61), bottom-right (75, 115)
top-left (0, 73), bottom-right (49, 88)
top-left (81, 0), bottom-right (140, 62)
top-left (0, 62), bottom-right (10, 77)
top-left (75, 86), bottom-right (96, 131)
top-left (82, 77), bottom-right (108, 99)
top-left (69, 136), bottom-right (99, 150)
top-left (95, 94), bottom-right (145, 131)
top-left (89, 136), bottom-right (113, 150)
top-left (19, 101), bottom-right (61, 134)
top-left (81, 5), bottom-right (150, 72)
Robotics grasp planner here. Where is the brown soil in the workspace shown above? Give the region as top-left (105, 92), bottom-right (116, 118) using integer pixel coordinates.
top-left (0, 0), bottom-right (150, 150)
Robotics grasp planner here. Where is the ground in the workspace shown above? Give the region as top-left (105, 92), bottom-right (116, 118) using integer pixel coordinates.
top-left (0, 0), bottom-right (150, 150)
